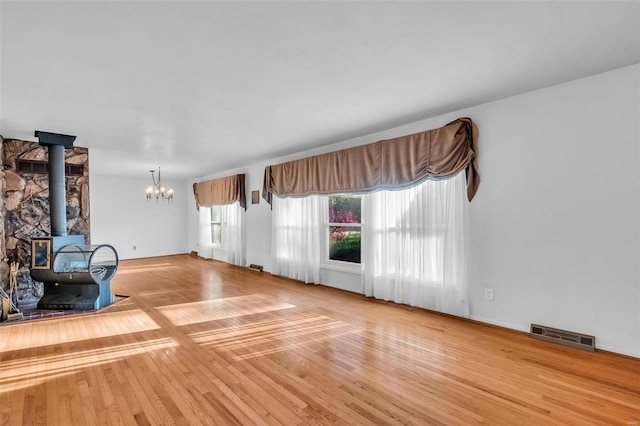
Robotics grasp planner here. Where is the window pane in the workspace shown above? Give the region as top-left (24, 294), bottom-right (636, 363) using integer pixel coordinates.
top-left (329, 195), bottom-right (360, 224)
top-left (329, 226), bottom-right (361, 263)
top-left (211, 224), bottom-right (221, 244)
top-left (210, 206), bottom-right (221, 222)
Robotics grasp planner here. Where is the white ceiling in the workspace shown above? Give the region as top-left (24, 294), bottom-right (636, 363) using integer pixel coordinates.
top-left (1, 1), bottom-right (639, 180)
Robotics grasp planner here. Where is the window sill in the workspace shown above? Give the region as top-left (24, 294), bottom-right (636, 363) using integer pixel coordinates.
top-left (320, 261), bottom-right (361, 275)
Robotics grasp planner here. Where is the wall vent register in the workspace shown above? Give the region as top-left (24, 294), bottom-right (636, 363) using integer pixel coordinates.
top-left (530, 324), bottom-right (595, 352)
top-left (16, 159), bottom-right (84, 176)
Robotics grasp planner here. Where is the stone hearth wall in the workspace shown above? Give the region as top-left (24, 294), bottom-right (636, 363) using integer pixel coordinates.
top-left (1, 137), bottom-right (90, 309)
top-left (0, 136), bottom-right (6, 295)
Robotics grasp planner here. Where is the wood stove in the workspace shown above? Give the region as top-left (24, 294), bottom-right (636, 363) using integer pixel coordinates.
top-left (29, 131), bottom-right (119, 310)
top-left (31, 238), bottom-right (118, 310)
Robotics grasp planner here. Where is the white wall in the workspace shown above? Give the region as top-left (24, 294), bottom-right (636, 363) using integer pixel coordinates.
top-left (465, 65), bottom-right (639, 358)
top-left (90, 174), bottom-right (189, 259)
top-left (188, 64), bottom-right (640, 357)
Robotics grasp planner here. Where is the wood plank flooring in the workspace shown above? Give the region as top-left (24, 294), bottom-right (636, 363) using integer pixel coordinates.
top-left (1, 254), bottom-right (638, 425)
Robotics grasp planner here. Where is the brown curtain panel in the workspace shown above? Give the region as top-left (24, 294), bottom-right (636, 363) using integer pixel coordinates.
top-left (193, 173), bottom-right (247, 210)
top-left (263, 117), bottom-right (479, 203)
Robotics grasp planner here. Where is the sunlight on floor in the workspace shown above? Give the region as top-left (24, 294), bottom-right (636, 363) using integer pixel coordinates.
top-left (116, 263), bottom-right (179, 274)
top-left (0, 309), bottom-right (160, 352)
top-left (190, 311), bottom-right (360, 361)
top-left (157, 294), bottom-right (296, 326)
top-left (0, 337), bottom-right (178, 393)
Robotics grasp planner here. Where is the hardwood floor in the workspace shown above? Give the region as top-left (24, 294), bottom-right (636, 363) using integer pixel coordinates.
top-left (1, 254), bottom-right (638, 425)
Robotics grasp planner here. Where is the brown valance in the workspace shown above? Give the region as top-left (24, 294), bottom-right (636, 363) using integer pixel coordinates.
top-left (263, 117), bottom-right (479, 203)
top-left (193, 173), bottom-right (247, 210)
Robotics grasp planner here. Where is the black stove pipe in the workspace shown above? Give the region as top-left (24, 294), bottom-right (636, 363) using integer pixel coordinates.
top-left (35, 130), bottom-right (76, 236)
top-left (48, 143), bottom-right (67, 236)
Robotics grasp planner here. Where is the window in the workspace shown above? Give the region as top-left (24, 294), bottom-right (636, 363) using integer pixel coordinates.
top-left (210, 205), bottom-right (221, 245)
top-left (328, 194), bottom-right (361, 264)
top-left (361, 173), bottom-right (469, 317)
top-left (199, 203), bottom-right (245, 265)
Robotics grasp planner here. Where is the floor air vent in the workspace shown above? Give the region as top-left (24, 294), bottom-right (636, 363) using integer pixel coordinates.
top-left (248, 264), bottom-right (263, 272)
top-left (530, 324), bottom-right (595, 352)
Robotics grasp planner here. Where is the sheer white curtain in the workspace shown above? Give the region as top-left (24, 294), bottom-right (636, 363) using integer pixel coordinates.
top-left (198, 206), bottom-right (214, 259)
top-left (198, 203), bottom-right (245, 266)
top-left (221, 201), bottom-right (246, 266)
top-left (271, 195), bottom-right (327, 283)
top-left (361, 172), bottom-right (469, 317)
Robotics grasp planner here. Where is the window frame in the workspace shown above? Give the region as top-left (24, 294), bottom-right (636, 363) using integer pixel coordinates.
top-left (325, 194), bottom-right (362, 266)
top-left (210, 205), bottom-right (222, 246)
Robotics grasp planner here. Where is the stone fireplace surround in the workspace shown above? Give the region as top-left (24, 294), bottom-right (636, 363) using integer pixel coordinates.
top-left (0, 135), bottom-right (90, 308)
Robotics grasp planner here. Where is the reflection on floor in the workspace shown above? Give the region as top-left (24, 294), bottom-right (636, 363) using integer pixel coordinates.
top-left (0, 295), bottom-right (128, 325)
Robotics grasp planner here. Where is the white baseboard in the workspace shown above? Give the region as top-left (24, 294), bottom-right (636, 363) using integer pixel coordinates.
top-left (469, 315), bottom-right (529, 333)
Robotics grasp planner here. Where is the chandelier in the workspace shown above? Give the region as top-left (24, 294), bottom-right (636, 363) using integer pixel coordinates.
top-left (145, 167), bottom-right (174, 202)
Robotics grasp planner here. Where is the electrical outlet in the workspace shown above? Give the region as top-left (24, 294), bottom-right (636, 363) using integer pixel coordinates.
top-left (133, 245), bottom-right (136, 250)
top-left (485, 288), bottom-right (494, 301)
